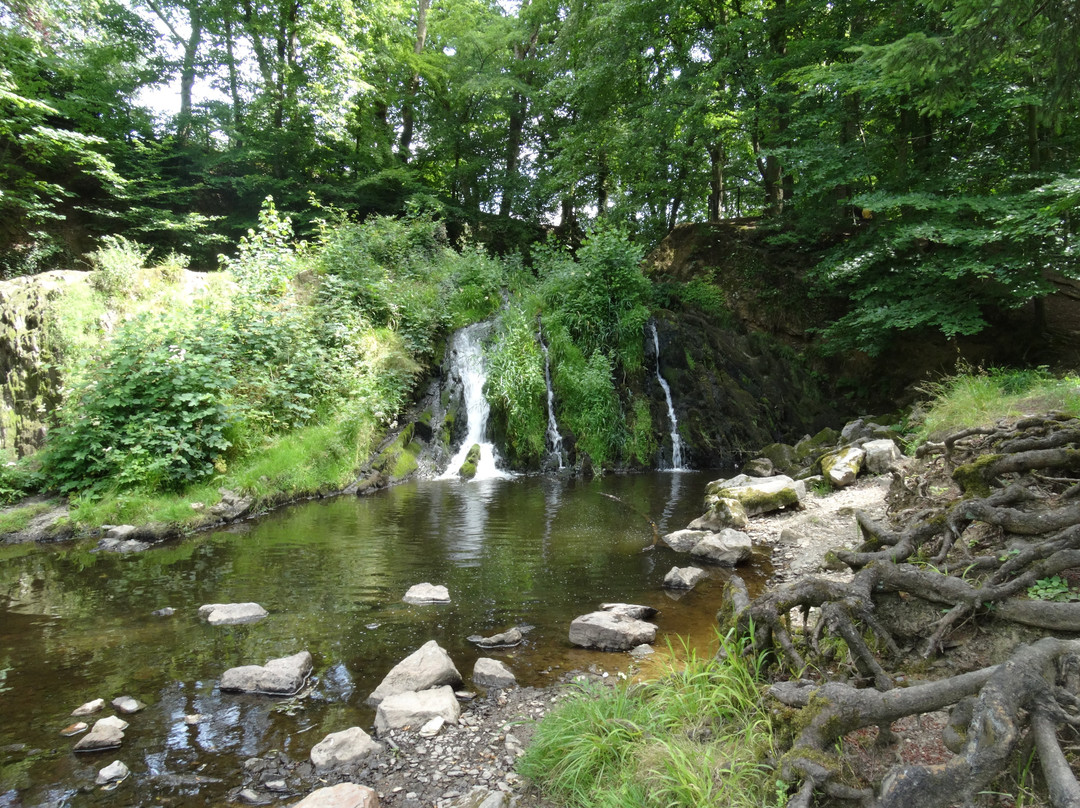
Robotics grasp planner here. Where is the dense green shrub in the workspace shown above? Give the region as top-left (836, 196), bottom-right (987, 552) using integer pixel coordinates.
top-left (548, 327), bottom-right (623, 468)
top-left (486, 307), bottom-right (548, 465)
top-left (43, 310), bottom-right (233, 495)
top-left (540, 226), bottom-right (650, 371)
top-left (87, 235), bottom-right (149, 301)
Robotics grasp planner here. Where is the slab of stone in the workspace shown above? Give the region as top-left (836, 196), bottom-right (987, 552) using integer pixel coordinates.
top-left (661, 528), bottom-right (709, 552)
top-left (569, 611), bottom-right (657, 651)
top-left (374, 685), bottom-right (461, 735)
top-left (690, 529), bottom-right (752, 566)
top-left (704, 474), bottom-right (805, 517)
top-left (466, 627), bottom-right (523, 648)
top-left (366, 640), bottom-right (462, 706)
top-left (97, 715), bottom-right (129, 731)
top-left (741, 457), bottom-right (774, 477)
top-left (96, 760), bottom-right (129, 785)
top-left (111, 696), bottom-right (145, 714)
top-left (310, 726), bottom-right (382, 771)
top-left (662, 566), bottom-right (707, 589)
top-left (105, 525), bottom-right (137, 540)
top-left (61, 722), bottom-right (88, 736)
top-left (599, 603), bottom-right (659, 619)
top-left (445, 787), bottom-right (508, 808)
top-left (293, 782), bottom-right (380, 808)
top-left (864, 438), bottom-right (902, 475)
top-left (96, 537), bottom-right (149, 553)
top-left (821, 447), bottom-right (866, 488)
top-left (402, 583), bottom-right (451, 604)
top-left (198, 602), bottom-right (268, 626)
top-left (473, 658), bottom-right (516, 690)
top-left (74, 719), bottom-right (125, 752)
top-left (687, 497), bottom-right (748, 531)
top-left (72, 698), bottom-right (105, 717)
top-left (220, 651), bottom-right (312, 695)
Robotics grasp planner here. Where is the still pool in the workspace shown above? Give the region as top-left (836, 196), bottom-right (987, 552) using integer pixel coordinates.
top-left (0, 471), bottom-right (768, 806)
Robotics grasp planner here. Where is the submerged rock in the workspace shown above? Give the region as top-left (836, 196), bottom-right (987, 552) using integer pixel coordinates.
top-left (466, 627), bottom-right (523, 648)
top-left (366, 640), bottom-right (462, 706)
top-left (402, 583), bottom-right (451, 605)
top-left (96, 538), bottom-right (151, 553)
top-left (219, 651), bottom-right (312, 695)
top-left (569, 611), bottom-right (657, 651)
top-left (375, 685), bottom-right (461, 735)
top-left (473, 658), bottom-right (516, 690)
top-left (663, 566), bottom-right (707, 589)
top-left (293, 782), bottom-right (379, 808)
top-left (310, 727), bottom-right (382, 771)
top-left (198, 602), bottom-right (269, 626)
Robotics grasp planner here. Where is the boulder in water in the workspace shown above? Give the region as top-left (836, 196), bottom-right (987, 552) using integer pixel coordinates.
top-left (198, 602), bottom-right (268, 625)
top-left (599, 602), bottom-right (659, 619)
top-left (690, 529), bottom-right (752, 566)
top-left (569, 611), bottom-right (657, 651)
top-left (366, 640), bottom-right (462, 706)
top-left (687, 497), bottom-right (748, 531)
top-left (71, 698), bottom-right (105, 717)
top-left (402, 583), bottom-right (450, 605)
top-left (74, 718), bottom-right (125, 752)
top-left (219, 651), bottom-right (312, 695)
top-left (663, 566), bottom-right (707, 589)
top-left (704, 474), bottom-right (805, 517)
top-left (111, 696), bottom-right (145, 714)
top-left (661, 528), bottom-right (710, 552)
top-left (96, 760), bottom-right (129, 785)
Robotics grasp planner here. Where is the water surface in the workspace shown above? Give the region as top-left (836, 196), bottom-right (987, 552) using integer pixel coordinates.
top-left (0, 472), bottom-right (767, 806)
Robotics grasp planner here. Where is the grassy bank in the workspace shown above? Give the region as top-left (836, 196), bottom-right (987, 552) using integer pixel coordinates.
top-left (519, 633), bottom-right (779, 808)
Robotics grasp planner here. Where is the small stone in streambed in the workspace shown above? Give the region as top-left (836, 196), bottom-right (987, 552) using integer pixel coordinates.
top-left (112, 696), bottom-right (145, 714)
top-left (71, 698), bottom-right (105, 717)
top-left (96, 760), bottom-right (129, 786)
top-left (61, 722), bottom-right (88, 737)
top-left (151, 607), bottom-right (176, 617)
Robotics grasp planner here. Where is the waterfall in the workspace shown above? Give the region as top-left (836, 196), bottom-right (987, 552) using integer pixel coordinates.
top-left (438, 322), bottom-right (511, 480)
top-left (650, 321), bottom-right (686, 471)
top-left (538, 327), bottom-right (566, 469)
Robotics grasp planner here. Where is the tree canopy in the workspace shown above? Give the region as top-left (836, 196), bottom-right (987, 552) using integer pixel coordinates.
top-left (2, 0), bottom-right (1077, 352)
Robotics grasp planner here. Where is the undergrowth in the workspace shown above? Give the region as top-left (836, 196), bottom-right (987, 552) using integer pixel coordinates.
top-left (520, 632), bottom-right (777, 808)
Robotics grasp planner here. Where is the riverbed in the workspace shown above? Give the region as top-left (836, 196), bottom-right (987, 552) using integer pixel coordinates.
top-left (0, 471), bottom-right (768, 806)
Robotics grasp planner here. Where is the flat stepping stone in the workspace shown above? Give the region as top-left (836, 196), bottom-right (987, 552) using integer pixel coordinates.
top-left (466, 627), bottom-right (523, 648)
top-left (663, 566), bottom-right (707, 589)
top-left (293, 783), bottom-right (379, 808)
top-left (569, 611), bottom-right (657, 651)
top-left (74, 718), bottom-right (125, 752)
top-left (71, 698), bottom-right (105, 717)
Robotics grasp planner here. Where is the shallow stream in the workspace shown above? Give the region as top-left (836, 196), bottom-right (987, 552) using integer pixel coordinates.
top-left (0, 472), bottom-right (768, 806)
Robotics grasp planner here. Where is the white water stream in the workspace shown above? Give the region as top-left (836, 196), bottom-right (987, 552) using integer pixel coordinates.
top-left (438, 322), bottom-right (512, 480)
top-left (650, 321), bottom-right (686, 470)
top-left (539, 327), bottom-right (566, 469)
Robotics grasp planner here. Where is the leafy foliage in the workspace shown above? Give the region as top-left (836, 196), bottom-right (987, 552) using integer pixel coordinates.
top-left (485, 306), bottom-right (548, 466)
top-left (43, 309), bottom-right (233, 495)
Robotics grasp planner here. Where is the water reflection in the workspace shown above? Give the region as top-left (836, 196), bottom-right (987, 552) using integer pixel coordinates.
top-left (0, 471), bottom-right (769, 806)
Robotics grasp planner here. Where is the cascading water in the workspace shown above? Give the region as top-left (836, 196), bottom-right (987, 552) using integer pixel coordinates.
top-left (538, 327), bottom-right (566, 470)
top-left (438, 322), bottom-right (511, 480)
top-left (650, 321), bottom-right (687, 471)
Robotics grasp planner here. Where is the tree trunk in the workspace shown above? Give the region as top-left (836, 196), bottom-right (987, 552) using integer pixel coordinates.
top-left (177, 4), bottom-right (202, 145)
top-left (708, 143), bottom-right (725, 222)
top-left (224, 15), bottom-right (244, 146)
top-left (398, 0), bottom-right (430, 164)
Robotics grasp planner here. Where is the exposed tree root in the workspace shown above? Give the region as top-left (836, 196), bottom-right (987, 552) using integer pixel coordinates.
top-left (724, 415), bottom-right (1080, 807)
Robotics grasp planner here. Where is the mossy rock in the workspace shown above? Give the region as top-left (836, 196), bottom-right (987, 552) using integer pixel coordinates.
top-left (459, 443), bottom-right (482, 479)
top-left (371, 423), bottom-right (424, 483)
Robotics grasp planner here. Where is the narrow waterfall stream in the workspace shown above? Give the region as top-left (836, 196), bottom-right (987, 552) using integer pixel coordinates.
top-left (650, 321), bottom-right (686, 470)
top-left (438, 322), bottom-right (511, 480)
top-left (539, 327), bottom-right (566, 469)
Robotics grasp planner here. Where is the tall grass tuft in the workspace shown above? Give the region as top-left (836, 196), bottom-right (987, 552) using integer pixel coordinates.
top-left (911, 366), bottom-right (1080, 447)
top-left (519, 631), bottom-right (777, 808)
